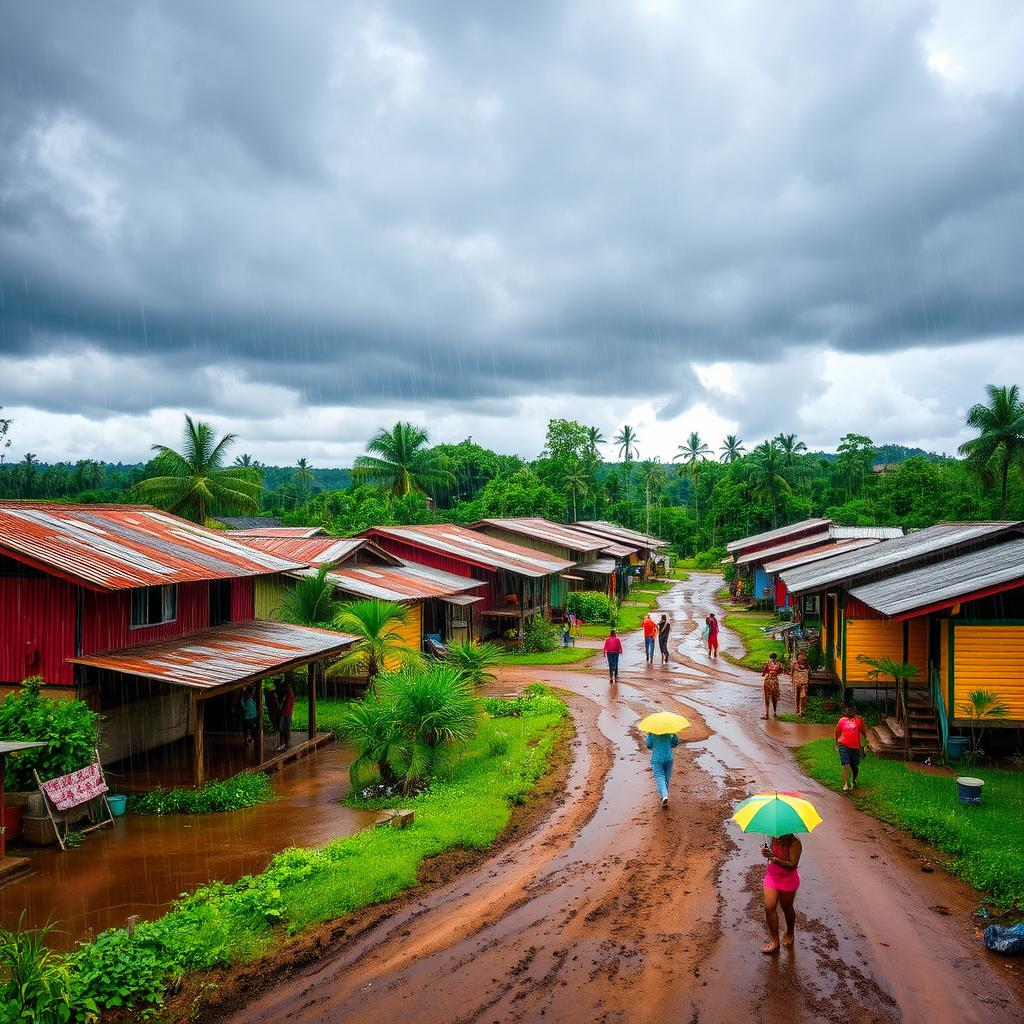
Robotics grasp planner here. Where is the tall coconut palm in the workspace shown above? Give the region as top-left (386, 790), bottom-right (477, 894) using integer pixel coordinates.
top-left (642, 461), bottom-right (667, 537)
top-left (774, 433), bottom-right (807, 464)
top-left (565, 469), bottom-right (588, 522)
top-left (745, 440), bottom-right (793, 529)
top-left (586, 426), bottom-right (606, 460)
top-left (277, 566), bottom-right (342, 628)
top-left (330, 598), bottom-right (423, 687)
top-left (137, 414), bottom-right (260, 524)
top-left (293, 457), bottom-right (315, 497)
top-left (614, 425), bottom-right (640, 501)
top-left (673, 432), bottom-right (711, 523)
top-left (719, 435), bottom-right (746, 463)
top-left (353, 422), bottom-right (452, 498)
top-left (958, 385), bottom-right (1024, 516)
top-left (233, 453), bottom-right (255, 468)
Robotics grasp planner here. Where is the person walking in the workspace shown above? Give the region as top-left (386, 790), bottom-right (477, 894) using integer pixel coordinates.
top-left (642, 614), bottom-right (658, 664)
top-left (761, 652), bottom-right (783, 719)
top-left (644, 729), bottom-right (679, 809)
top-left (275, 676), bottom-right (296, 752)
top-left (657, 614), bottom-right (671, 665)
top-left (603, 629), bottom-right (623, 685)
top-left (760, 833), bottom-right (802, 954)
top-left (707, 612), bottom-right (719, 658)
top-left (835, 700), bottom-right (869, 791)
top-left (789, 650), bottom-right (810, 716)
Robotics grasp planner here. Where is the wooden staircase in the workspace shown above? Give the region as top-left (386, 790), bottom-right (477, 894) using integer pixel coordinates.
top-left (867, 686), bottom-right (942, 761)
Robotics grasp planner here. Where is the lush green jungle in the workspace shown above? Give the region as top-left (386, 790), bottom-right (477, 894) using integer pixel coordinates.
top-left (1, 384), bottom-right (1022, 557)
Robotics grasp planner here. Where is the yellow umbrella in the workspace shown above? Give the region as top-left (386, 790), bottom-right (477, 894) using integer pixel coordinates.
top-left (637, 711), bottom-right (691, 735)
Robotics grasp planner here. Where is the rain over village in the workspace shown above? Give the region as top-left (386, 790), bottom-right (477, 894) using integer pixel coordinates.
top-left (2, 3), bottom-right (1024, 1022)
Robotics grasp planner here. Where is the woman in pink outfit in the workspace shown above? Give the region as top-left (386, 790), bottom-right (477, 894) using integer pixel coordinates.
top-left (760, 833), bottom-right (802, 954)
top-left (603, 629), bottom-right (623, 684)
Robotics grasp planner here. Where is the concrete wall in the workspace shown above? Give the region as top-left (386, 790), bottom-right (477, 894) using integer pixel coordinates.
top-left (98, 690), bottom-right (194, 765)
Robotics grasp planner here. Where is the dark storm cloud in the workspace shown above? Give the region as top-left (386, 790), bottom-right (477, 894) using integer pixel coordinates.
top-left (1, 0), bottom-right (1023, 436)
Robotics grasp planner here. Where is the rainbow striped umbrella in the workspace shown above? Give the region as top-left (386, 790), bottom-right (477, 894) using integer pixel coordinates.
top-left (731, 791), bottom-right (823, 837)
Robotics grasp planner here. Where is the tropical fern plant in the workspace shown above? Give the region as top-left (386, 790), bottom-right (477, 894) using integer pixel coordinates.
top-left (276, 566), bottom-right (341, 628)
top-left (855, 655), bottom-right (919, 686)
top-left (329, 598), bottom-right (423, 686)
top-left (957, 688), bottom-right (1009, 762)
top-left (444, 638), bottom-right (504, 686)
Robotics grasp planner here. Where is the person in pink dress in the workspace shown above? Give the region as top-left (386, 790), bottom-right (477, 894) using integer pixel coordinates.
top-left (603, 629), bottom-right (623, 684)
top-left (760, 833), bottom-right (802, 954)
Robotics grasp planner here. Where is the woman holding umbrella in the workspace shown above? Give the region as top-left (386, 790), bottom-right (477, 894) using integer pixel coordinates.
top-left (638, 711), bottom-right (690, 809)
top-left (731, 792), bottom-right (821, 954)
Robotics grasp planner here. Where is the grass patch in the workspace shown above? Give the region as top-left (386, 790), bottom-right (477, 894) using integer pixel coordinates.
top-left (632, 580), bottom-right (672, 595)
top-left (496, 647), bottom-right (595, 666)
top-left (295, 695), bottom-right (353, 734)
top-left (128, 771), bottom-right (272, 815)
top-left (62, 698), bottom-right (570, 1018)
top-left (722, 612), bottom-right (785, 671)
top-left (777, 693), bottom-right (882, 727)
top-left (796, 738), bottom-right (1024, 908)
top-left (672, 557), bottom-right (700, 570)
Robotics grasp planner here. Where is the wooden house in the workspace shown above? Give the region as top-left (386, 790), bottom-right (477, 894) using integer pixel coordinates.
top-left (0, 503), bottom-right (356, 785)
top-left (361, 525), bottom-right (574, 640)
top-left (573, 521), bottom-right (666, 580)
top-left (470, 518), bottom-right (632, 604)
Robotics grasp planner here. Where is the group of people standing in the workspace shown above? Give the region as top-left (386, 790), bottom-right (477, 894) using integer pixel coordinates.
top-left (237, 676), bottom-right (296, 754)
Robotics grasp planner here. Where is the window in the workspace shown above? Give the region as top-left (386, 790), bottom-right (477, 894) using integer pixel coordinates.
top-left (131, 584), bottom-right (177, 628)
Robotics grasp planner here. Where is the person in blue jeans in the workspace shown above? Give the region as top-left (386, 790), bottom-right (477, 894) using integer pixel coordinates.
top-left (645, 731), bottom-right (680, 808)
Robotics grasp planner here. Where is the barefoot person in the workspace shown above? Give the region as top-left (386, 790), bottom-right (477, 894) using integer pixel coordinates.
top-left (707, 612), bottom-right (719, 658)
top-left (603, 629), bottom-right (623, 685)
top-left (790, 651), bottom-right (810, 716)
top-left (761, 652), bottom-right (783, 719)
top-left (760, 833), bottom-right (802, 953)
top-left (657, 614), bottom-right (671, 665)
top-left (835, 701), bottom-right (869, 791)
top-left (644, 729), bottom-right (679, 809)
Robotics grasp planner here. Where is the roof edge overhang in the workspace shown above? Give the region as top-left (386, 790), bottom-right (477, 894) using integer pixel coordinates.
top-left (885, 577), bottom-right (1024, 621)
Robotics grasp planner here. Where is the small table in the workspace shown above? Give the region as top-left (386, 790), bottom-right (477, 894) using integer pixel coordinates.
top-left (0, 740), bottom-right (46, 879)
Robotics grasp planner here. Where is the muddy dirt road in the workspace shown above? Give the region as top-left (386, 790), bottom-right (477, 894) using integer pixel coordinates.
top-left (226, 575), bottom-right (1024, 1024)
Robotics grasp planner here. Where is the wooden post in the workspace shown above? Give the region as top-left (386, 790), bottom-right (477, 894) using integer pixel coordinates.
top-left (307, 662), bottom-right (318, 739)
top-left (193, 697), bottom-right (206, 788)
top-left (255, 682), bottom-right (265, 766)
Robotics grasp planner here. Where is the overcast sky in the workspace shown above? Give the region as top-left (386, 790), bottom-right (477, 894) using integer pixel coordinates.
top-left (2, 1), bottom-right (1023, 466)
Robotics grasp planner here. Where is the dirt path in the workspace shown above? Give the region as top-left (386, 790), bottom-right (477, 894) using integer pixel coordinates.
top-left (223, 575), bottom-right (1024, 1024)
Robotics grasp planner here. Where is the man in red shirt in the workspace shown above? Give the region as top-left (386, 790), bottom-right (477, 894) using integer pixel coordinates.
top-left (834, 700), bottom-right (869, 791)
top-left (642, 614), bottom-right (658, 663)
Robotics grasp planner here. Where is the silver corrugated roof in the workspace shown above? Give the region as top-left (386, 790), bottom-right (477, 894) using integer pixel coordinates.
top-left (762, 538), bottom-right (880, 574)
top-left (781, 522), bottom-right (1023, 595)
top-left (472, 518), bottom-right (609, 553)
top-left (830, 525), bottom-right (904, 540)
top-left (735, 528), bottom-right (832, 565)
top-left (578, 557), bottom-right (617, 575)
top-left (574, 521), bottom-right (667, 549)
top-left (848, 538), bottom-right (1024, 617)
top-left (725, 518), bottom-right (831, 553)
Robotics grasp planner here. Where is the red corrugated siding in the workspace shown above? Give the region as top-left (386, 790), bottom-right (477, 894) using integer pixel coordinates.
top-left (775, 578), bottom-right (789, 608)
top-left (80, 581), bottom-right (210, 656)
top-left (230, 577), bottom-right (254, 620)
top-left (368, 535), bottom-right (496, 609)
top-left (844, 595), bottom-right (885, 620)
top-left (0, 577), bottom-right (77, 686)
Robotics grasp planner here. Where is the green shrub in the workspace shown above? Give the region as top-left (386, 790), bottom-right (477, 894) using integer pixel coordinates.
top-left (127, 772), bottom-right (272, 815)
top-left (487, 731), bottom-right (510, 757)
top-left (566, 590), bottom-right (614, 624)
top-left (485, 684), bottom-right (568, 720)
top-left (522, 617), bottom-right (559, 652)
top-left (0, 677), bottom-right (99, 791)
top-left (693, 547), bottom-right (727, 570)
top-left (443, 638), bottom-right (504, 685)
top-left (71, 929), bottom-right (166, 1016)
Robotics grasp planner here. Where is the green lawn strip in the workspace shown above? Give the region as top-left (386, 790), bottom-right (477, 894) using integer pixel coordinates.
top-left (796, 739), bottom-right (1024, 909)
top-left (632, 580), bottom-right (672, 595)
top-left (295, 695), bottom-right (353, 734)
top-left (777, 694), bottom-right (881, 728)
top-left (67, 708), bottom-right (569, 1016)
top-left (722, 612), bottom-right (785, 671)
top-left (496, 647), bottom-right (596, 666)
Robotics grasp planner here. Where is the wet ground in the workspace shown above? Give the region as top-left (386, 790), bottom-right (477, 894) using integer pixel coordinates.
top-left (0, 743), bottom-right (375, 949)
top-left (223, 573), bottom-right (1024, 1024)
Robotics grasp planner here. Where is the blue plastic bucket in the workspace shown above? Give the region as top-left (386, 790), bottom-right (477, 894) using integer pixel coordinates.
top-left (108, 794), bottom-right (127, 817)
top-left (946, 736), bottom-right (969, 761)
top-left (956, 777), bottom-right (984, 806)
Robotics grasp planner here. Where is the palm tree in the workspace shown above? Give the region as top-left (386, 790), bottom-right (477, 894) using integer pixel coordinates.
top-left (277, 566), bottom-right (342, 628)
top-left (353, 422), bottom-right (452, 498)
top-left (330, 598), bottom-right (423, 687)
top-left (233, 453), bottom-right (255, 468)
top-left (137, 414), bottom-right (260, 524)
top-left (774, 433), bottom-right (807, 466)
top-left (673, 432), bottom-right (711, 523)
top-left (719, 435), bottom-right (746, 464)
top-left (614, 425), bottom-right (640, 462)
top-left (957, 688), bottom-right (1010, 761)
top-left (565, 469), bottom-right (588, 522)
top-left (293, 457), bottom-right (315, 497)
top-left (958, 385), bottom-right (1024, 516)
top-left (745, 440), bottom-right (793, 529)
top-left (586, 426), bottom-right (606, 459)
top-left (642, 461), bottom-right (667, 537)
top-left (443, 638), bottom-right (504, 687)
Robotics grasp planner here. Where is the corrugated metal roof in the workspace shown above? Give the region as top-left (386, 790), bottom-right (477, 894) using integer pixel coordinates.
top-left (735, 528), bottom-right (832, 565)
top-left (848, 538), bottom-right (1024, 617)
top-left (472, 518), bottom-right (609, 553)
top-left (601, 542), bottom-right (637, 558)
top-left (725, 518), bottom-right (832, 554)
top-left (579, 557), bottom-right (617, 575)
top-left (0, 503), bottom-right (304, 591)
top-left (67, 620), bottom-right (357, 691)
top-left (830, 525), bottom-right (904, 540)
top-left (763, 539), bottom-right (880, 574)
top-left (366, 525), bottom-right (574, 577)
top-left (233, 535), bottom-right (400, 567)
top-left (231, 527), bottom-right (327, 539)
top-left (573, 521), bottom-right (668, 549)
top-left (781, 522), bottom-right (1024, 595)
top-left (299, 561), bottom-right (485, 602)
top-left (218, 516), bottom-right (283, 530)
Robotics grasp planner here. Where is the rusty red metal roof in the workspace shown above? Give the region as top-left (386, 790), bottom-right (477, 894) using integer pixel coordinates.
top-left (472, 518), bottom-right (610, 554)
top-left (298, 561), bottom-right (486, 602)
top-left (365, 524), bottom-right (574, 577)
top-left (230, 527), bottom-right (327, 538)
top-left (0, 503), bottom-right (304, 590)
top-left (233, 535), bottom-right (400, 567)
top-left (67, 620), bottom-right (357, 691)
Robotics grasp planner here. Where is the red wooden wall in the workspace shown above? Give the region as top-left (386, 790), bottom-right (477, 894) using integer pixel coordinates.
top-left (231, 577), bottom-right (255, 620)
top-left (0, 577), bottom-right (77, 686)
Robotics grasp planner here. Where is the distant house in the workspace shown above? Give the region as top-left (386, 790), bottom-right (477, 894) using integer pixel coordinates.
top-left (0, 503), bottom-right (356, 785)
top-left (217, 516), bottom-right (284, 531)
top-left (572, 521), bottom-right (667, 579)
top-left (361, 525), bottom-right (574, 640)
